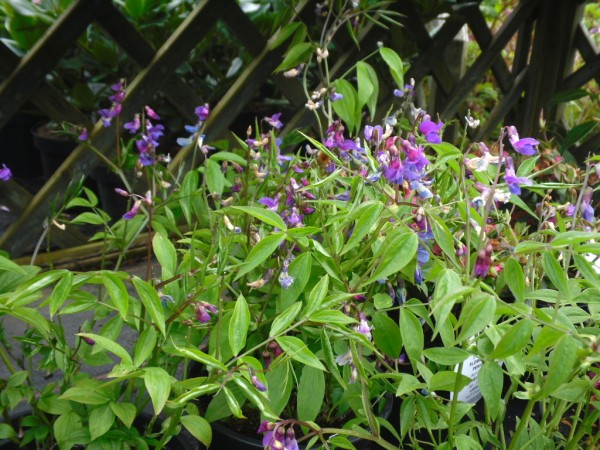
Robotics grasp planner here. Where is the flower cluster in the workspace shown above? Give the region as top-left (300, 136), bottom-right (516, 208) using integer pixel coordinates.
top-left (98, 79), bottom-right (125, 127)
top-left (124, 106), bottom-right (165, 167)
top-left (258, 422), bottom-right (299, 450)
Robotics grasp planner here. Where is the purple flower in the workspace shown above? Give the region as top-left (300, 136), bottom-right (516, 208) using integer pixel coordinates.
top-left (581, 188), bottom-right (595, 222)
top-left (124, 114), bottom-right (141, 134)
top-left (355, 313), bottom-right (372, 341)
top-left (195, 301), bottom-right (217, 323)
top-left (278, 271), bottom-right (294, 289)
top-left (98, 108), bottom-right (115, 127)
top-left (411, 180), bottom-right (433, 199)
top-left (258, 195), bottom-right (280, 211)
top-left (144, 105), bottom-right (160, 120)
top-left (364, 125), bottom-right (383, 143)
top-left (123, 199), bottom-right (142, 220)
top-left (504, 156), bottom-right (532, 195)
top-left (114, 188), bottom-right (129, 197)
top-left (251, 373), bottom-right (267, 392)
top-left (419, 118), bottom-right (443, 144)
top-left (507, 126), bottom-right (539, 156)
top-left (474, 242), bottom-right (493, 278)
top-left (78, 128), bottom-right (89, 141)
top-left (285, 427), bottom-right (299, 450)
top-left (383, 158), bottom-right (403, 184)
top-left (330, 91), bottom-right (343, 102)
top-left (195, 103), bottom-right (210, 121)
top-left (0, 164), bottom-right (12, 181)
top-left (263, 112), bottom-right (283, 129)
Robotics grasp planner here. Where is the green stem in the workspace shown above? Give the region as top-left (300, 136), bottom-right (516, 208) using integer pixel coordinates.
top-left (507, 400), bottom-right (535, 450)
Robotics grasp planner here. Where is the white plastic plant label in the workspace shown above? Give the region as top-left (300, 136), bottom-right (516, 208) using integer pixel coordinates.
top-left (450, 355), bottom-right (483, 403)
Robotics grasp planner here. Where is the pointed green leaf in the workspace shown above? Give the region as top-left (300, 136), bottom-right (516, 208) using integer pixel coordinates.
top-left (276, 336), bottom-right (326, 371)
top-left (478, 362), bottom-right (503, 420)
top-left (230, 206), bottom-right (287, 231)
top-left (400, 308), bottom-right (424, 362)
top-left (364, 230), bottom-right (418, 286)
top-left (270, 302), bottom-right (302, 337)
top-left (380, 47), bottom-right (404, 88)
top-left (504, 258), bottom-right (526, 302)
top-left (144, 367), bottom-right (171, 415)
top-left (235, 232), bottom-right (286, 280)
top-left (356, 61), bottom-right (379, 119)
top-left (110, 402), bottom-right (136, 428)
top-left (48, 271), bottom-right (73, 318)
top-left (0, 254), bottom-right (27, 275)
top-left (153, 232), bottom-right (177, 278)
top-left (134, 327), bottom-right (157, 367)
top-left (297, 366), bottom-right (325, 422)
top-left (372, 312), bottom-right (401, 359)
top-left (456, 293), bottom-right (496, 343)
top-left (229, 294), bottom-right (250, 356)
top-left (302, 274), bottom-right (329, 317)
top-left (132, 277), bottom-right (166, 336)
top-left (490, 319), bottom-right (533, 359)
top-left (102, 272), bottom-right (129, 320)
top-left (89, 404), bottom-right (115, 441)
top-left (181, 415), bottom-right (212, 448)
top-left (77, 333), bottom-right (132, 365)
top-left (423, 347), bottom-right (470, 365)
top-left (542, 334), bottom-right (580, 397)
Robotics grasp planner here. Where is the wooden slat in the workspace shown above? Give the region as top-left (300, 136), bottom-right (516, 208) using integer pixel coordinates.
top-left (94, 1), bottom-right (202, 120)
top-left (573, 24), bottom-right (600, 86)
top-left (0, 180), bottom-right (89, 248)
top-left (440, 0), bottom-right (540, 120)
top-left (475, 67), bottom-right (529, 141)
top-left (0, 0), bottom-right (104, 130)
top-left (170, 0), bottom-right (315, 173)
top-left (562, 53), bottom-right (600, 89)
top-left (463, 6), bottom-right (512, 94)
top-left (220, 0), bottom-right (307, 110)
top-left (0, 0), bottom-right (228, 256)
top-left (0, 43), bottom-right (91, 128)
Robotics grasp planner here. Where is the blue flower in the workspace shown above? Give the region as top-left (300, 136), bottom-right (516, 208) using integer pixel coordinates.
top-left (504, 157), bottom-right (532, 195)
top-left (507, 125), bottom-right (539, 156)
top-left (419, 118), bottom-right (443, 144)
top-left (0, 164), bottom-right (12, 181)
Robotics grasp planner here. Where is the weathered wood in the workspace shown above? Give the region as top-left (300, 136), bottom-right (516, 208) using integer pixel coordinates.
top-left (0, 43), bottom-right (91, 128)
top-left (475, 67), bottom-right (529, 141)
top-left (220, 0), bottom-right (307, 110)
top-left (0, 180), bottom-right (89, 248)
top-left (0, 0), bottom-right (104, 130)
top-left (573, 24), bottom-right (600, 86)
top-left (563, 53), bottom-right (600, 89)
top-left (0, 0), bottom-right (228, 256)
top-left (95, 1), bottom-right (202, 120)
top-left (440, 0), bottom-right (541, 121)
top-left (463, 6), bottom-right (511, 94)
top-left (518, 1), bottom-right (584, 135)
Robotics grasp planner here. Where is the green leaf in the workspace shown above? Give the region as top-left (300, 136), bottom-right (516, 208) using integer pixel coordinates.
top-left (297, 366), bottom-right (325, 422)
top-left (356, 61), bottom-right (379, 119)
top-left (102, 272), bottom-right (129, 320)
top-left (233, 377), bottom-right (277, 420)
top-left (276, 336), bottom-right (326, 371)
top-left (110, 402), bottom-right (136, 428)
top-left (134, 327), bottom-right (157, 367)
top-left (10, 306), bottom-right (50, 337)
top-left (309, 310), bottom-right (356, 325)
top-left (279, 253), bottom-right (311, 311)
top-left (429, 215), bottom-right (460, 268)
top-left (423, 347), bottom-right (470, 365)
top-left (302, 274), bottom-right (329, 317)
top-left (223, 386), bottom-right (244, 419)
top-left (229, 294), bottom-right (250, 357)
top-left (48, 271), bottom-right (73, 318)
top-left (0, 423), bottom-right (16, 439)
top-left (542, 334), bottom-right (580, 397)
top-left (61, 387), bottom-right (111, 405)
top-left (478, 362), bottom-right (503, 420)
top-left (181, 415), bottom-right (212, 448)
top-left (229, 206), bottom-right (287, 231)
top-left (490, 319), bottom-right (533, 359)
top-left (332, 79), bottom-right (359, 134)
top-left (429, 371), bottom-right (471, 392)
top-left (0, 254), bottom-right (27, 275)
top-left (372, 313), bottom-right (401, 359)
top-left (205, 158), bottom-right (224, 196)
top-left (270, 302), bottom-right (302, 337)
top-left (235, 232), bottom-right (286, 280)
top-left (70, 212), bottom-right (106, 225)
top-left (170, 344), bottom-right (227, 371)
top-left (363, 230), bottom-right (418, 286)
top-left (400, 309), bottom-right (423, 362)
top-left (153, 232), bottom-right (177, 278)
top-left (561, 121), bottom-right (597, 151)
top-left (265, 361), bottom-right (293, 416)
top-left (89, 404), bottom-right (115, 441)
top-left (144, 367), bottom-right (171, 415)
top-left (342, 202), bottom-right (383, 254)
top-left (542, 252), bottom-right (569, 297)
top-left (456, 293), bottom-right (496, 343)
top-left (275, 42), bottom-right (313, 72)
top-left (373, 293), bottom-right (393, 310)
top-left (380, 47), bottom-right (404, 88)
top-left (550, 379), bottom-right (590, 402)
top-left (396, 374), bottom-right (425, 397)
top-left (77, 333), bottom-right (132, 365)
top-left (551, 231), bottom-right (600, 247)
top-left (54, 411), bottom-right (85, 448)
top-left (132, 277), bottom-right (166, 336)
top-left (504, 258), bottom-right (526, 302)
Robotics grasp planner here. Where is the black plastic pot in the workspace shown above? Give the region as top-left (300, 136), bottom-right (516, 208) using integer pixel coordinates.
top-left (0, 112), bottom-right (44, 178)
top-left (31, 122), bottom-right (77, 180)
top-left (89, 166), bottom-right (129, 221)
top-left (211, 395), bottom-right (395, 450)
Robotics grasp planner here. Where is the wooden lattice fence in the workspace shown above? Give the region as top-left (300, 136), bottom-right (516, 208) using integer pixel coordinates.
top-left (0, 0), bottom-right (598, 258)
